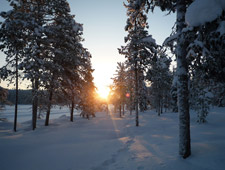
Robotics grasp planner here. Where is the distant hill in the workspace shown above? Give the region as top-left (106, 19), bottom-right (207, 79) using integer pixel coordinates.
top-left (7, 89), bottom-right (32, 104)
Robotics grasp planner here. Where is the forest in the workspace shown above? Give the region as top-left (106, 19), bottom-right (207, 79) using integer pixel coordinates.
top-left (0, 0), bottom-right (225, 162)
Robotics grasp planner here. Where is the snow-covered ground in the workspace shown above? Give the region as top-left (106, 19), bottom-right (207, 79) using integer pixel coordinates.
top-left (0, 105), bottom-right (77, 123)
top-left (0, 106), bottom-right (225, 170)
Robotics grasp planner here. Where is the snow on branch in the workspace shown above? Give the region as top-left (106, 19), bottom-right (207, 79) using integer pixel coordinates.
top-left (217, 21), bottom-right (225, 36)
top-left (163, 33), bottom-right (178, 46)
top-left (140, 35), bottom-right (156, 44)
top-left (185, 0), bottom-right (225, 27)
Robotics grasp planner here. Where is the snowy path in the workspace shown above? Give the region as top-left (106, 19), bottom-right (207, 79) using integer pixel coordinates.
top-left (1, 108), bottom-right (225, 170)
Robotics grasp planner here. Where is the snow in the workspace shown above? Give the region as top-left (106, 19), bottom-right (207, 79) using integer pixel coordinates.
top-left (1, 106), bottom-right (225, 170)
top-left (0, 105), bottom-right (77, 123)
top-left (72, 20), bottom-right (83, 32)
top-left (140, 35), bottom-right (156, 44)
top-left (163, 33), bottom-right (178, 46)
top-left (185, 0), bottom-right (225, 27)
top-left (217, 21), bottom-right (225, 35)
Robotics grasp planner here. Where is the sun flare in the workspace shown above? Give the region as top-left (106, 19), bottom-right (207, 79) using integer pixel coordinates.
top-left (97, 86), bottom-right (110, 99)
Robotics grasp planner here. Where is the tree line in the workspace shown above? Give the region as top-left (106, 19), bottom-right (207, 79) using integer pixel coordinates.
top-left (0, 0), bottom-right (97, 131)
top-left (7, 89), bottom-right (32, 104)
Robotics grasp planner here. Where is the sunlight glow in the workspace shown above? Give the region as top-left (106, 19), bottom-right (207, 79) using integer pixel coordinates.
top-left (97, 86), bottom-right (110, 99)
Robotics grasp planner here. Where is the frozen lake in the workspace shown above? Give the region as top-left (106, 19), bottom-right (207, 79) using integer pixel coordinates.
top-left (0, 105), bottom-right (79, 123)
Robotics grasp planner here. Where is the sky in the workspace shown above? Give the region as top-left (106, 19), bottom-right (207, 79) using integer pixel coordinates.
top-left (0, 0), bottom-right (175, 93)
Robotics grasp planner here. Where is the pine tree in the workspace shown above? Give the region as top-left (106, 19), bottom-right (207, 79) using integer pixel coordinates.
top-left (79, 62), bottom-right (96, 119)
top-left (146, 50), bottom-right (172, 115)
top-left (125, 66), bottom-right (135, 115)
top-left (108, 84), bottom-right (120, 114)
top-left (189, 70), bottom-right (213, 123)
top-left (16, 0), bottom-right (50, 130)
top-left (0, 0), bottom-right (32, 131)
top-left (144, 0), bottom-right (193, 158)
top-left (146, 0), bottom-right (224, 157)
top-left (119, 0), bottom-right (157, 126)
top-left (64, 48), bottom-right (92, 122)
top-left (111, 62), bottom-right (127, 117)
top-left (138, 69), bottom-right (148, 112)
top-left (42, 0), bottom-right (85, 125)
top-left (185, 2), bottom-right (225, 122)
top-left (212, 83), bottom-right (225, 107)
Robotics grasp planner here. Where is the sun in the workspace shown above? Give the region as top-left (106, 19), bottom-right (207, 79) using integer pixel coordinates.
top-left (97, 86), bottom-right (110, 99)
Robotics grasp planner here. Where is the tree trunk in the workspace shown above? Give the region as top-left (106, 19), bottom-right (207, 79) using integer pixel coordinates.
top-left (135, 62), bottom-right (139, 126)
top-left (160, 99), bottom-right (163, 114)
top-left (32, 79), bottom-right (38, 130)
top-left (176, 0), bottom-right (191, 159)
top-left (157, 97), bottom-right (160, 116)
top-left (14, 54), bottom-right (18, 132)
top-left (119, 103), bottom-right (122, 117)
top-left (114, 104), bottom-right (117, 113)
top-left (106, 104), bottom-right (109, 114)
top-left (70, 101), bottom-right (74, 122)
top-left (130, 93), bottom-right (132, 115)
top-left (45, 89), bottom-right (53, 126)
top-left (122, 103), bottom-right (125, 116)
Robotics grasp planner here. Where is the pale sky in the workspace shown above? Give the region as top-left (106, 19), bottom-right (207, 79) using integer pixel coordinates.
top-left (0, 0), bottom-right (175, 92)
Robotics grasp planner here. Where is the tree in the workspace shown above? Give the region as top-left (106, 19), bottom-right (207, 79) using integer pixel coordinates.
top-left (111, 62), bottom-right (127, 117)
top-left (146, 50), bottom-right (172, 115)
top-left (138, 69), bottom-right (148, 112)
top-left (12, 0), bottom-right (50, 130)
top-left (146, 0), bottom-right (225, 158)
top-left (173, 0), bottom-right (191, 158)
top-left (189, 70), bottom-right (213, 123)
top-left (79, 62), bottom-right (96, 119)
top-left (119, 0), bottom-right (157, 126)
top-left (43, 0), bottom-right (85, 125)
top-left (63, 48), bottom-right (93, 122)
top-left (0, 0), bottom-right (31, 131)
top-left (125, 66), bottom-right (135, 115)
top-left (1, 0), bottom-right (94, 129)
top-left (185, 1), bottom-right (225, 122)
top-left (144, 0), bottom-right (192, 158)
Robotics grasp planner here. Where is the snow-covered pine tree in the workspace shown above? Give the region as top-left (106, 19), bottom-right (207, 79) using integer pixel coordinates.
top-left (212, 82), bottom-right (225, 107)
top-left (108, 85), bottom-right (120, 114)
top-left (109, 75), bottom-right (119, 115)
top-left (14, 0), bottom-right (51, 130)
top-left (146, 50), bottom-right (172, 115)
top-left (138, 69), bottom-right (148, 112)
top-left (79, 61), bottom-right (96, 119)
top-left (67, 48), bottom-right (92, 122)
top-left (125, 65), bottom-right (135, 115)
top-left (0, 0), bottom-right (33, 131)
top-left (1, 0), bottom-right (94, 127)
top-left (185, 0), bottom-right (225, 123)
top-left (42, 0), bottom-right (85, 125)
top-left (189, 70), bottom-right (213, 123)
top-left (173, 0), bottom-right (191, 158)
top-left (111, 62), bottom-right (127, 117)
top-left (145, 0), bottom-right (192, 158)
top-left (147, 59), bottom-right (162, 115)
top-left (119, 0), bottom-right (157, 126)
